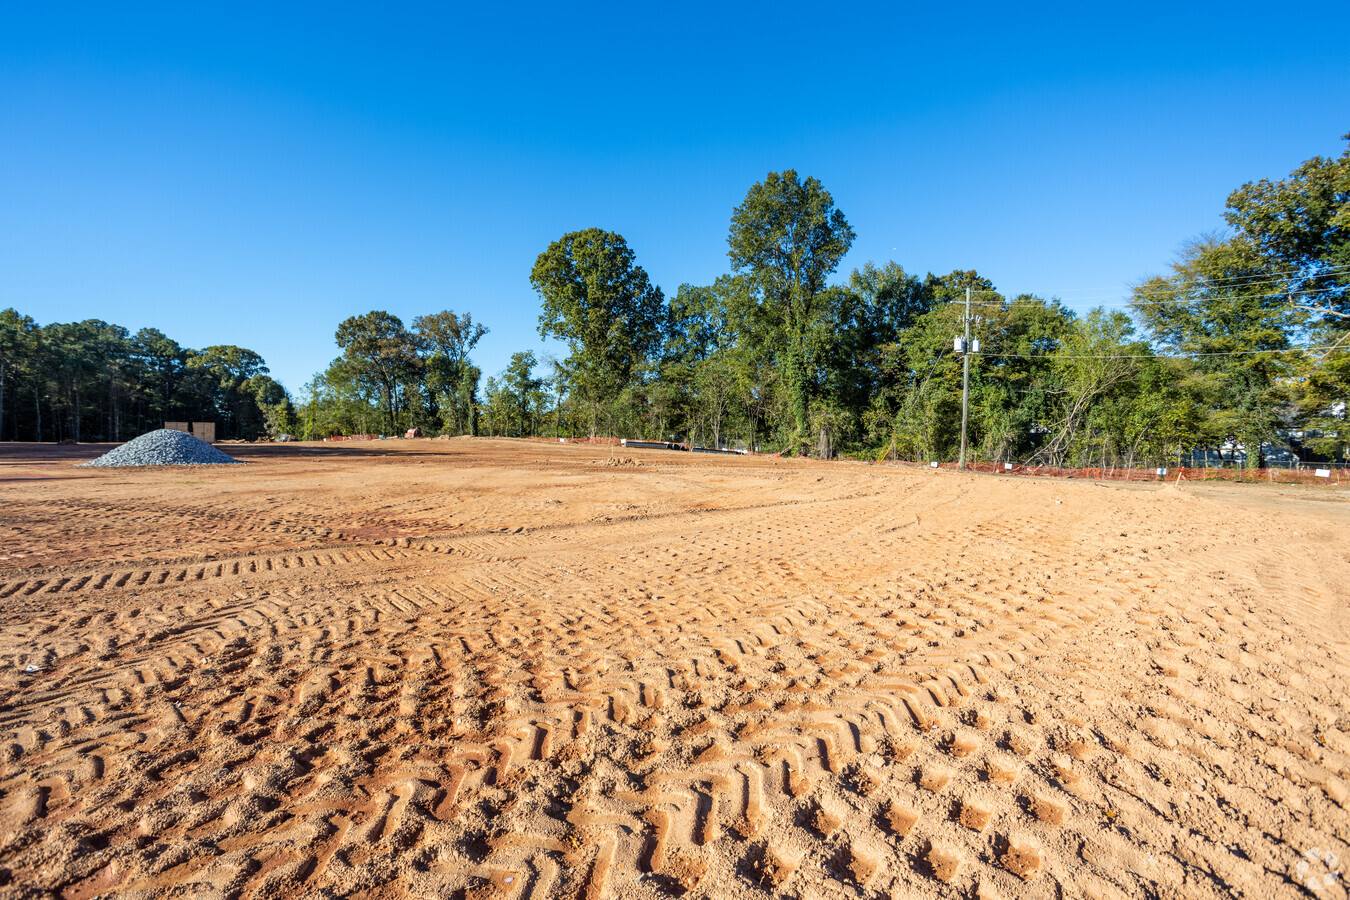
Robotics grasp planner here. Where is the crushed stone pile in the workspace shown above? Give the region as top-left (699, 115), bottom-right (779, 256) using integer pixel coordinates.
top-left (79, 429), bottom-right (243, 467)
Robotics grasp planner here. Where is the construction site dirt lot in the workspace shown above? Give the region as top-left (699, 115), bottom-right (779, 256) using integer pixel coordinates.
top-left (1, 438), bottom-right (1348, 900)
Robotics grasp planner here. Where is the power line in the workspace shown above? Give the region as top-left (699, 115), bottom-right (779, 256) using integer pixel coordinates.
top-left (1081, 266), bottom-right (1347, 297)
top-left (956, 262), bottom-right (1350, 300)
top-left (1127, 277), bottom-right (1348, 300)
top-left (962, 285), bottom-right (1344, 305)
top-left (975, 344), bottom-right (1346, 361)
top-left (952, 285), bottom-right (1344, 309)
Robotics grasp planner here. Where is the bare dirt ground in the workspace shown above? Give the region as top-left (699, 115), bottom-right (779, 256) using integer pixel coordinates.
top-left (1, 438), bottom-right (1348, 900)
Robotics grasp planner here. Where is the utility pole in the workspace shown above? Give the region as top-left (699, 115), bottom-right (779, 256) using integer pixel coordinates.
top-left (959, 286), bottom-right (971, 470)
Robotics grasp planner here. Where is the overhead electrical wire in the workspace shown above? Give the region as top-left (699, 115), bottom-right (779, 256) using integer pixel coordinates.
top-left (955, 262), bottom-right (1350, 299)
top-left (915, 268), bottom-right (1348, 362)
top-left (970, 344), bottom-right (1345, 361)
top-left (951, 285), bottom-right (1345, 310)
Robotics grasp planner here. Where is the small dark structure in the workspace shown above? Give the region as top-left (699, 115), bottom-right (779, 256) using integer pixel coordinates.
top-left (621, 440), bottom-right (689, 451)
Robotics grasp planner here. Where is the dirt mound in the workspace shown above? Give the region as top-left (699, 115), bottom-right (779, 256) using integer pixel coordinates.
top-left (596, 455), bottom-right (643, 467)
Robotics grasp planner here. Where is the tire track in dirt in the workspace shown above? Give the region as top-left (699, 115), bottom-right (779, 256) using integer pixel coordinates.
top-left (0, 489), bottom-right (888, 597)
top-left (1, 457), bottom-right (1347, 899)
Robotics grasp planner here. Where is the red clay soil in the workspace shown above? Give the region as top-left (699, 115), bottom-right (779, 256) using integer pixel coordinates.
top-left (0, 438), bottom-right (1347, 899)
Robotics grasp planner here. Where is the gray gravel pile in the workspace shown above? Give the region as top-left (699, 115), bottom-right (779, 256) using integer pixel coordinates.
top-left (79, 429), bottom-right (243, 467)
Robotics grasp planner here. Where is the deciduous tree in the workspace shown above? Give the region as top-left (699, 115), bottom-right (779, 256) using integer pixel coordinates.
top-left (727, 170), bottom-right (854, 449)
top-left (532, 228), bottom-right (666, 435)
top-left (413, 311), bottom-right (487, 435)
top-left (335, 311), bottom-right (420, 436)
top-left (1226, 135), bottom-right (1350, 457)
top-left (1132, 236), bottom-right (1305, 466)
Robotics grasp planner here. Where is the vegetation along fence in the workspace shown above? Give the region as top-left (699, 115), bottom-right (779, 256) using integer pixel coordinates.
top-left (889, 460), bottom-right (1347, 484)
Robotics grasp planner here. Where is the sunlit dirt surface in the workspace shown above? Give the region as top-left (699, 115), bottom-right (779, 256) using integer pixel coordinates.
top-left (1, 438), bottom-right (1348, 899)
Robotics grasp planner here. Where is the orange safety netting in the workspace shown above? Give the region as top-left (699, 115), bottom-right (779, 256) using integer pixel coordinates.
top-left (886, 460), bottom-right (1344, 484)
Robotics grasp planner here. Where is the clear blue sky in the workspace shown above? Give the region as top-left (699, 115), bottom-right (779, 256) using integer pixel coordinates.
top-left (3, 2), bottom-right (1347, 395)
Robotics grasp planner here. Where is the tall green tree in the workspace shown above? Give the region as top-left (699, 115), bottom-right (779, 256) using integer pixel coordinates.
top-left (1132, 236), bottom-right (1305, 466)
top-left (667, 281), bottom-right (733, 365)
top-left (1033, 310), bottom-right (1154, 466)
top-left (540, 355), bottom-right (571, 438)
top-left (244, 374), bottom-right (295, 439)
top-left (661, 279), bottom-right (736, 445)
top-left (413, 310), bottom-right (487, 435)
top-left (967, 293), bottom-right (1073, 463)
top-left (455, 363), bottom-right (483, 436)
top-left (1225, 133), bottom-right (1349, 319)
top-left (0, 309), bottom-right (36, 441)
top-left (89, 320), bottom-right (131, 441)
top-left (301, 358), bottom-right (382, 439)
top-left (130, 328), bottom-right (187, 432)
top-left (187, 345), bottom-right (271, 439)
top-left (334, 311), bottom-right (421, 436)
top-left (45, 321), bottom-right (98, 442)
top-left (811, 262), bottom-right (937, 452)
top-left (502, 350), bottom-right (542, 436)
top-left (1226, 134), bottom-right (1350, 458)
top-left (532, 228), bottom-right (666, 435)
top-left (727, 170), bottom-right (855, 449)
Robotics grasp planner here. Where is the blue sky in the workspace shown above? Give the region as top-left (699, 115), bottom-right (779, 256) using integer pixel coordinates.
top-left (3, 2), bottom-right (1348, 395)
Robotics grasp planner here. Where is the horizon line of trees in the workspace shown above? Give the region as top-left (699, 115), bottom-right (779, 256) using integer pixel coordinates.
top-left (498, 134), bottom-right (1346, 466)
top-left (7, 134), bottom-right (1347, 466)
top-left (0, 313), bottom-right (293, 443)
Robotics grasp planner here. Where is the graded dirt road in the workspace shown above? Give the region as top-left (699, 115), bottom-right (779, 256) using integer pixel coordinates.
top-left (1, 438), bottom-right (1347, 900)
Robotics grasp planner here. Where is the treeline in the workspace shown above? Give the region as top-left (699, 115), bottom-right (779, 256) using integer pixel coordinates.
top-left (303, 135), bottom-right (1347, 465)
top-left (518, 256), bottom-right (1343, 466)
top-left (511, 137), bottom-right (1347, 465)
top-left (0, 313), bottom-right (293, 442)
top-left (11, 136), bottom-right (1346, 464)
top-left (299, 311), bottom-right (488, 440)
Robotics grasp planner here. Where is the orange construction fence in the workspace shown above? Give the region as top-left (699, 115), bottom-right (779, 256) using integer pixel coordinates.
top-left (888, 460), bottom-right (1345, 485)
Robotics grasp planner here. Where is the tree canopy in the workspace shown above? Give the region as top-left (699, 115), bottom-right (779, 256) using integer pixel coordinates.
top-left (335, 311), bottom-right (421, 436)
top-left (0, 310), bottom-right (291, 442)
top-left (728, 170), bottom-right (855, 445)
top-left (1224, 133), bottom-right (1350, 322)
top-left (296, 143), bottom-right (1346, 466)
top-left (532, 228), bottom-right (666, 435)
top-left (10, 135), bottom-right (1348, 466)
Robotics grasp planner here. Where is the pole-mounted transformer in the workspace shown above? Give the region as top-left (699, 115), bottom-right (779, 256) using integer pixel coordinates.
top-left (959, 287), bottom-right (976, 469)
top-left (954, 337), bottom-right (981, 354)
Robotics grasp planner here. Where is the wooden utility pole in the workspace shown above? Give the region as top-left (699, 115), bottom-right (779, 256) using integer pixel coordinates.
top-left (959, 286), bottom-right (971, 470)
